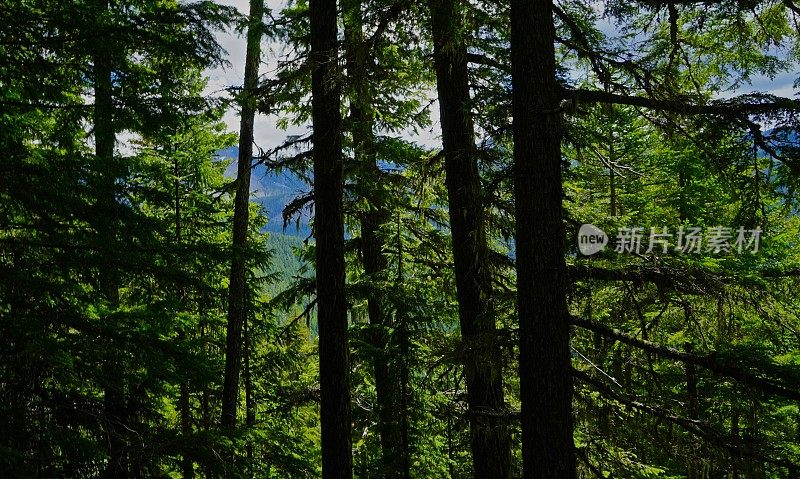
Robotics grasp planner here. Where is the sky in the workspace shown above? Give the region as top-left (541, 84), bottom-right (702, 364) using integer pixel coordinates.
top-left (206, 0), bottom-right (797, 167)
top-left (206, 0), bottom-right (441, 156)
top-left (206, 0), bottom-right (302, 152)
top-left (206, 0), bottom-right (442, 194)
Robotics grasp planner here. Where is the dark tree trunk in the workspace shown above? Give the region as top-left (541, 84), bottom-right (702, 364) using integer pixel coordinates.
top-left (397, 311), bottom-right (411, 479)
top-left (174, 155), bottom-right (194, 479)
top-left (743, 399), bottom-right (763, 479)
top-left (179, 380), bottom-right (193, 478)
top-left (732, 406), bottom-right (741, 479)
top-left (92, 7), bottom-right (117, 305)
top-left (310, 0), bottom-right (353, 476)
top-left (685, 343), bottom-right (699, 479)
top-left (685, 344), bottom-right (698, 420)
top-left (394, 238), bottom-right (412, 479)
top-left (510, 0), bottom-right (576, 477)
top-left (362, 211), bottom-right (407, 479)
top-left (342, 2), bottom-right (406, 477)
top-left (244, 316), bottom-right (256, 467)
top-left (93, 1), bottom-right (127, 476)
top-left (200, 322), bottom-right (213, 478)
top-left (221, 0), bottom-right (264, 432)
top-left (605, 98), bottom-right (617, 217)
top-left (429, 0), bottom-right (511, 477)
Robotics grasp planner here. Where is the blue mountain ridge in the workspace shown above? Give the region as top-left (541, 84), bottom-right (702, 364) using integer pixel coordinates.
top-left (219, 127), bottom-right (798, 245)
top-left (216, 146), bottom-right (408, 237)
top-left (217, 146), bottom-right (311, 236)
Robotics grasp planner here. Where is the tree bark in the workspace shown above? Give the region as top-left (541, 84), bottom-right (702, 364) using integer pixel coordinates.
top-left (686, 343), bottom-right (699, 479)
top-left (510, 0), bottom-right (576, 477)
top-left (244, 316), bottom-right (256, 471)
top-left (342, 2), bottom-right (406, 477)
top-left (200, 322), bottom-right (213, 478)
top-left (221, 0), bottom-right (264, 432)
top-left (174, 153), bottom-right (194, 479)
top-left (429, 0), bottom-right (511, 477)
top-left (731, 406), bottom-right (741, 479)
top-left (179, 379), bottom-right (193, 478)
top-left (604, 91), bottom-right (617, 217)
top-left (93, 1), bottom-right (127, 476)
top-left (310, 0), bottom-right (353, 477)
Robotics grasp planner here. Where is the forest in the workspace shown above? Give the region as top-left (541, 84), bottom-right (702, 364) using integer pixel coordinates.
top-left (3, 0), bottom-right (800, 477)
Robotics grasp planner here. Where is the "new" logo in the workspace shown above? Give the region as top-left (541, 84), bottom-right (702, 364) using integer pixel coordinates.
top-left (578, 224), bottom-right (608, 256)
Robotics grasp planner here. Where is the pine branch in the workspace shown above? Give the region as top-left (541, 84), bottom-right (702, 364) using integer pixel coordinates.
top-left (574, 369), bottom-right (800, 470)
top-left (466, 52), bottom-right (508, 73)
top-left (570, 263), bottom-right (800, 287)
top-left (571, 315), bottom-right (800, 401)
top-left (562, 88), bottom-right (800, 116)
top-left (0, 100), bottom-right (92, 110)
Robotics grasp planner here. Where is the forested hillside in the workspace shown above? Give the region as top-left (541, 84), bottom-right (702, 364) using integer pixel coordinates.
top-left (3, 0), bottom-right (800, 478)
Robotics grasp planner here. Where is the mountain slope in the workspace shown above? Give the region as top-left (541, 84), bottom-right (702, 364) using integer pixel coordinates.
top-left (218, 146), bottom-right (311, 235)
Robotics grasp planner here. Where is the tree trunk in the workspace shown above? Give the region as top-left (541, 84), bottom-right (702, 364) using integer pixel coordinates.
top-left (244, 316), bottom-right (256, 468)
top-left (731, 406), bottom-right (740, 479)
top-left (362, 210), bottom-right (407, 479)
top-left (179, 379), bottom-right (193, 478)
top-left (428, 1), bottom-right (511, 477)
top-left (221, 0), bottom-right (264, 432)
top-left (686, 343), bottom-right (699, 479)
top-left (604, 96), bottom-right (617, 217)
top-left (200, 322), bottom-right (213, 478)
top-left (93, 1), bottom-right (127, 476)
top-left (342, 2), bottom-right (406, 477)
top-left (510, 0), bottom-right (576, 476)
top-left (394, 226), bottom-right (412, 479)
top-left (310, 0), bottom-right (353, 476)
top-left (174, 157), bottom-right (194, 479)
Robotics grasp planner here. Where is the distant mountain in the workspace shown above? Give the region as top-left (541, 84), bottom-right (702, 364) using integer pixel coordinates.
top-left (217, 146), bottom-right (311, 236)
top-left (753, 128), bottom-right (799, 154)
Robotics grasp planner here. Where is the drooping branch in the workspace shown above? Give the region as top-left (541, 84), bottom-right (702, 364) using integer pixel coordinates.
top-left (573, 369), bottom-right (799, 470)
top-left (561, 88), bottom-right (800, 117)
top-left (466, 52), bottom-right (509, 73)
top-left (553, 4), bottom-right (658, 92)
top-left (0, 100), bottom-right (93, 110)
top-left (366, 0), bottom-right (414, 50)
top-left (785, 0), bottom-right (800, 14)
top-left (495, 260), bottom-right (800, 290)
top-left (570, 264), bottom-right (800, 282)
top-left (570, 315), bottom-right (800, 401)
top-left (569, 263), bottom-right (724, 294)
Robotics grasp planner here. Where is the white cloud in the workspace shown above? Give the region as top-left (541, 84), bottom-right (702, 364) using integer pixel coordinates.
top-left (205, 0), bottom-right (302, 152)
top-left (205, 0), bottom-right (441, 157)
